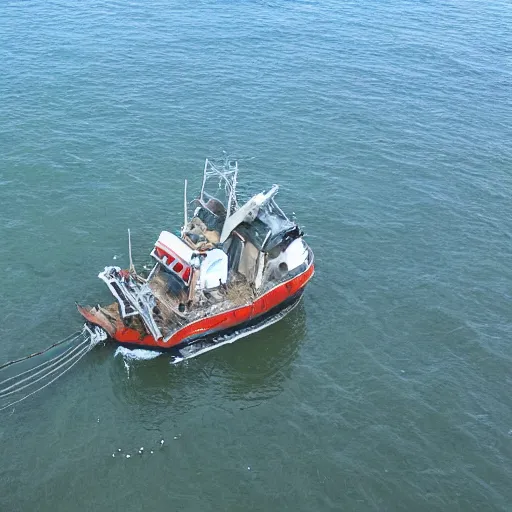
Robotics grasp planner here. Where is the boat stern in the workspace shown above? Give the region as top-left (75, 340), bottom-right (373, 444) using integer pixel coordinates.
top-left (76, 303), bottom-right (117, 338)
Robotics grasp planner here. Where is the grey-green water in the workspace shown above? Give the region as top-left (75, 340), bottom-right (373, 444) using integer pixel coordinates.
top-left (1, 1), bottom-right (511, 510)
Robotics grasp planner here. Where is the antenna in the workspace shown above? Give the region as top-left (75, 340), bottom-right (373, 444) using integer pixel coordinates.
top-left (128, 228), bottom-right (135, 273)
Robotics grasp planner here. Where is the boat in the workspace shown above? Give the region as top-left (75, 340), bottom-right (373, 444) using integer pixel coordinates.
top-left (77, 159), bottom-right (315, 362)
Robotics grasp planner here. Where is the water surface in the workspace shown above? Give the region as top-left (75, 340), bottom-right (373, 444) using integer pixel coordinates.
top-left (1, 1), bottom-right (511, 510)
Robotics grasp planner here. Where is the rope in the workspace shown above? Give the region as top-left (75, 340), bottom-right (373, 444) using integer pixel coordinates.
top-left (0, 339), bottom-right (89, 395)
top-left (0, 333), bottom-right (84, 387)
top-left (0, 343), bottom-right (91, 399)
top-left (0, 330), bottom-right (83, 371)
top-left (0, 344), bottom-right (93, 412)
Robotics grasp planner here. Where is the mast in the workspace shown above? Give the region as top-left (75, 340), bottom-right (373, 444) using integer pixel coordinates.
top-left (183, 179), bottom-right (188, 229)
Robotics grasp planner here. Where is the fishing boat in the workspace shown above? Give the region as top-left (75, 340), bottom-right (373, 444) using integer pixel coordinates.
top-left (77, 159), bottom-right (315, 362)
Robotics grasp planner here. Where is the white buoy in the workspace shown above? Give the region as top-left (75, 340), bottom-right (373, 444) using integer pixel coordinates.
top-left (247, 466), bottom-right (251, 470)
top-left (126, 454), bottom-right (131, 459)
top-left (112, 454), bottom-right (115, 458)
top-left (118, 448), bottom-right (122, 452)
top-left (150, 450), bottom-right (154, 454)
top-left (140, 447), bottom-right (144, 451)
top-left (160, 439), bottom-right (164, 446)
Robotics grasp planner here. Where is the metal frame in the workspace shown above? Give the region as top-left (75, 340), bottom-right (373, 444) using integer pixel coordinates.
top-left (200, 158), bottom-right (239, 215)
top-left (98, 266), bottom-right (163, 340)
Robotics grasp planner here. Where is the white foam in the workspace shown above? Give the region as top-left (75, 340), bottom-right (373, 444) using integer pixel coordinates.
top-left (114, 346), bottom-right (162, 361)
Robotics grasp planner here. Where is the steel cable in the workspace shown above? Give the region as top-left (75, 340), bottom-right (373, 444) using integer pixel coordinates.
top-left (0, 330), bottom-right (84, 371)
top-left (0, 338), bottom-right (89, 396)
top-left (0, 332), bottom-right (85, 388)
top-left (0, 344), bottom-right (94, 412)
top-left (0, 343), bottom-right (91, 399)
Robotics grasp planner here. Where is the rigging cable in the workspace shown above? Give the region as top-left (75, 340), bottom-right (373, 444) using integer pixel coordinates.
top-left (0, 325), bottom-right (106, 412)
top-left (0, 332), bottom-right (85, 387)
top-left (0, 339), bottom-right (89, 397)
top-left (0, 342), bottom-right (94, 412)
top-left (0, 330), bottom-right (83, 371)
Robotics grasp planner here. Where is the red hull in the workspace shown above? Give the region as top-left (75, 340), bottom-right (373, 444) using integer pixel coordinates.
top-left (79, 261), bottom-right (314, 350)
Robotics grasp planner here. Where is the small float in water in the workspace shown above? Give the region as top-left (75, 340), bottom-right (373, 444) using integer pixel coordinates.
top-left (77, 159), bottom-right (315, 362)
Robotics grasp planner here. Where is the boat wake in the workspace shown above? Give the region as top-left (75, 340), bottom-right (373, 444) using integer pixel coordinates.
top-left (114, 346), bottom-right (162, 362)
top-left (113, 346), bottom-right (162, 378)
